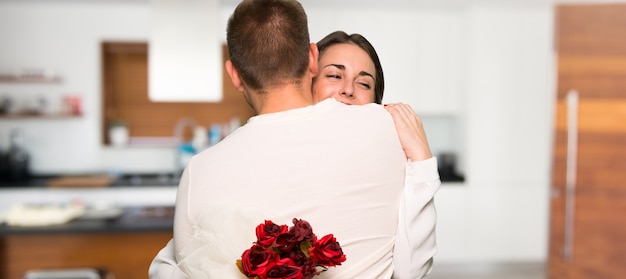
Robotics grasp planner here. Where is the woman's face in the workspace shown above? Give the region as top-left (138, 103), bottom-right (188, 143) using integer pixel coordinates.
top-left (312, 43), bottom-right (376, 105)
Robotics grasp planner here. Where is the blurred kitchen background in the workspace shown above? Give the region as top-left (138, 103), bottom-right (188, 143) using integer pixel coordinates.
top-left (1, 0), bottom-right (625, 278)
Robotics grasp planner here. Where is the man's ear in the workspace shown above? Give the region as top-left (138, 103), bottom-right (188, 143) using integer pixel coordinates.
top-left (225, 60), bottom-right (244, 92)
top-left (308, 43), bottom-right (319, 78)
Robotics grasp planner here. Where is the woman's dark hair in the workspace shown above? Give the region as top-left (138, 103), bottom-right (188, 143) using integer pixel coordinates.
top-left (316, 31), bottom-right (384, 104)
top-left (227, 0), bottom-right (310, 92)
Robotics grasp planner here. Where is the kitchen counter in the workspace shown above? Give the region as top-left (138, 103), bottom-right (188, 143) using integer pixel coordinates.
top-left (0, 206), bottom-right (173, 235)
top-left (0, 205), bottom-right (173, 279)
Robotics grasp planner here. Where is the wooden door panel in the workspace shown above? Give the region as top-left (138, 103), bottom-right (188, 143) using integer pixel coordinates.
top-left (554, 100), bottom-right (626, 133)
top-left (560, 262), bottom-right (625, 279)
top-left (550, 132), bottom-right (567, 189)
top-left (551, 4), bottom-right (626, 279)
top-left (549, 193), bottom-right (626, 279)
top-left (558, 55), bottom-right (626, 76)
top-left (573, 193), bottom-right (626, 257)
top-left (575, 132), bottom-right (625, 190)
top-left (558, 76), bottom-right (626, 99)
top-left (548, 195), bottom-right (565, 256)
top-left (557, 5), bottom-right (626, 55)
top-left (552, 100), bottom-right (626, 193)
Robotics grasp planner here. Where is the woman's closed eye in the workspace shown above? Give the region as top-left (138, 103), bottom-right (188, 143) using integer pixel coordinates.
top-left (357, 81), bottom-right (372, 90)
top-left (326, 74), bottom-right (342, 79)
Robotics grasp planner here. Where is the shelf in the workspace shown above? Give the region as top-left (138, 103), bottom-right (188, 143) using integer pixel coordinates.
top-left (0, 113), bottom-right (81, 119)
top-left (0, 75), bottom-right (61, 84)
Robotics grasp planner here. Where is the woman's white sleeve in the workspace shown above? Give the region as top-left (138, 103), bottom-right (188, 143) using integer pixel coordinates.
top-left (392, 157), bottom-right (441, 279)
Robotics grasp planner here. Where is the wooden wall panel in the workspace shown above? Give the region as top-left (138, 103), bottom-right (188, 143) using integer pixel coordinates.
top-left (102, 42), bottom-right (256, 144)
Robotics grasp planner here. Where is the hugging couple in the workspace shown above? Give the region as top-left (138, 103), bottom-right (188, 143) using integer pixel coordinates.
top-left (149, 0), bottom-right (440, 278)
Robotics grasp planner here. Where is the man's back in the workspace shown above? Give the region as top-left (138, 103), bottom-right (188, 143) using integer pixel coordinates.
top-left (173, 99), bottom-right (406, 278)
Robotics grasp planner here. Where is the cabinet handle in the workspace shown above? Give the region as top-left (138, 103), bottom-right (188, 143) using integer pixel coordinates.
top-left (563, 90), bottom-right (578, 261)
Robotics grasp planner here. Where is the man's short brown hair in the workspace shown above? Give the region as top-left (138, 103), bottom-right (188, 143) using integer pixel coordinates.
top-left (227, 0), bottom-right (310, 92)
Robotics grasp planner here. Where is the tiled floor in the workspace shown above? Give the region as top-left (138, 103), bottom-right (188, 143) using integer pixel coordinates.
top-left (427, 262), bottom-right (546, 279)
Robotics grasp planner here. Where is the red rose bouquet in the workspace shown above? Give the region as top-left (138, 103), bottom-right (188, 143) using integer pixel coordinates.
top-left (236, 218), bottom-right (346, 279)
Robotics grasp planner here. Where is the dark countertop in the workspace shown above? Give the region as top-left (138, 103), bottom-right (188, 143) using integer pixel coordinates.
top-left (110, 173), bottom-right (180, 187)
top-left (0, 206), bottom-right (174, 235)
top-left (0, 173), bottom-right (180, 188)
top-left (0, 176), bottom-right (50, 188)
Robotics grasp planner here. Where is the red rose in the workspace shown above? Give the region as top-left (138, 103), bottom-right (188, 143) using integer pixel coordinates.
top-left (257, 220), bottom-right (289, 248)
top-left (274, 231), bottom-right (298, 252)
top-left (274, 219), bottom-right (314, 252)
top-left (285, 249), bottom-right (307, 268)
top-left (263, 257), bottom-right (303, 279)
top-left (240, 244), bottom-right (278, 277)
top-left (290, 218), bottom-right (314, 242)
top-left (238, 219), bottom-right (346, 278)
top-left (308, 234), bottom-right (346, 267)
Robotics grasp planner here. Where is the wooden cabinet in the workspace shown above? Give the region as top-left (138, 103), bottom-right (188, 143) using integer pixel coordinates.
top-left (0, 231), bottom-right (172, 279)
top-left (0, 206), bottom-right (174, 279)
top-left (549, 4), bottom-right (626, 279)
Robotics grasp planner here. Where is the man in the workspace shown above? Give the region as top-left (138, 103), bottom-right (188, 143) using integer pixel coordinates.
top-left (149, 0), bottom-right (438, 278)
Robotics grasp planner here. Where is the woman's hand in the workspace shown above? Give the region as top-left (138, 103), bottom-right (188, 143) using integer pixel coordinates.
top-left (384, 103), bottom-right (432, 162)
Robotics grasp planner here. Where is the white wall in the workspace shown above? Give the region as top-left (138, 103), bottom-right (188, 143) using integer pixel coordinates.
top-left (434, 5), bottom-right (554, 263)
top-left (0, 1), bottom-right (173, 174)
top-left (0, 0), bottom-right (555, 265)
top-left (0, 1), bottom-right (465, 174)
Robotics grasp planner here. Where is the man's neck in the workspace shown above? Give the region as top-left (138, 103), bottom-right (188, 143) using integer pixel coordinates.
top-left (255, 83), bottom-right (315, 115)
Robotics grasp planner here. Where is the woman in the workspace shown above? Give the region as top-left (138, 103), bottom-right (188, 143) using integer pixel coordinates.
top-left (312, 31), bottom-right (440, 278)
top-left (314, 31), bottom-right (433, 164)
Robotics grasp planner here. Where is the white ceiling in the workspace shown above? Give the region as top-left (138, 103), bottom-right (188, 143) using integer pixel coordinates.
top-left (3, 0), bottom-right (626, 7)
top-left (2, 0), bottom-right (626, 9)
top-left (219, 0), bottom-right (626, 8)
